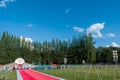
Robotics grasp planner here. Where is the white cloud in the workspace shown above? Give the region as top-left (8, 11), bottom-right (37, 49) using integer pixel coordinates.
top-left (25, 38), bottom-right (33, 43)
top-left (87, 23), bottom-right (105, 38)
top-left (20, 36), bottom-right (33, 43)
top-left (64, 39), bottom-right (68, 42)
top-left (65, 8), bottom-right (71, 13)
top-left (106, 42), bottom-right (119, 47)
top-left (27, 24), bottom-right (33, 27)
top-left (105, 45), bottom-right (110, 47)
top-left (106, 33), bottom-right (115, 38)
top-left (111, 42), bottom-right (119, 47)
top-left (66, 25), bottom-right (72, 28)
top-left (0, 0), bottom-right (6, 7)
top-left (73, 26), bottom-right (84, 32)
top-left (20, 36), bottom-right (23, 40)
top-left (0, 0), bottom-right (15, 8)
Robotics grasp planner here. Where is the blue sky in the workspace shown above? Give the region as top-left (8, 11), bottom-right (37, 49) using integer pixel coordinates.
top-left (0, 0), bottom-right (120, 47)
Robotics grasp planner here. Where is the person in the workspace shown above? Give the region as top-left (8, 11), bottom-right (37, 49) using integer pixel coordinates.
top-left (13, 66), bottom-right (15, 71)
top-left (57, 64), bottom-right (60, 69)
top-left (66, 64), bottom-right (68, 68)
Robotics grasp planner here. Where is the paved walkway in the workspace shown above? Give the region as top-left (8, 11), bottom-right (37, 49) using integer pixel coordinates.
top-left (16, 70), bottom-right (23, 80)
top-left (17, 69), bottom-right (64, 80)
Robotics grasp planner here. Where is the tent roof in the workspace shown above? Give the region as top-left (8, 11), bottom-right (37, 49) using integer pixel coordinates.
top-left (14, 58), bottom-right (25, 64)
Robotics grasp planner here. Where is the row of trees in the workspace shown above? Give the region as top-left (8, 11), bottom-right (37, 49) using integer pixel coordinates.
top-left (0, 32), bottom-right (119, 65)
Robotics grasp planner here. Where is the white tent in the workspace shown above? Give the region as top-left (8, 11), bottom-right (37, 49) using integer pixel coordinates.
top-left (14, 58), bottom-right (25, 64)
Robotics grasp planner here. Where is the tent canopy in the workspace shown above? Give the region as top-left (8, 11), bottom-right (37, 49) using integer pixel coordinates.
top-left (15, 58), bottom-right (25, 64)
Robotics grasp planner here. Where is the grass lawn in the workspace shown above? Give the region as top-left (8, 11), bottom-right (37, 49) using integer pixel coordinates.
top-left (39, 65), bottom-right (120, 80)
top-left (0, 65), bottom-right (120, 80)
top-left (0, 70), bottom-right (17, 80)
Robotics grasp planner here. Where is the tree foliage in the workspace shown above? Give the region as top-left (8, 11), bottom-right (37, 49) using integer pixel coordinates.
top-left (0, 31), bottom-right (118, 65)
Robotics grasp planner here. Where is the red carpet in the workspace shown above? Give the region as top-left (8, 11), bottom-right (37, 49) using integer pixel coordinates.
top-left (19, 70), bottom-right (35, 80)
top-left (19, 69), bottom-right (60, 80)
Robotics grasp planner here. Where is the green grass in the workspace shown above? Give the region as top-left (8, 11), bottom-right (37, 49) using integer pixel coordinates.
top-left (0, 71), bottom-right (17, 80)
top-left (39, 65), bottom-right (120, 80)
top-left (0, 65), bottom-right (120, 80)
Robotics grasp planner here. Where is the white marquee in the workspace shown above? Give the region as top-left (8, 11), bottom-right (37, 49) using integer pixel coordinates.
top-left (14, 58), bottom-right (25, 64)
